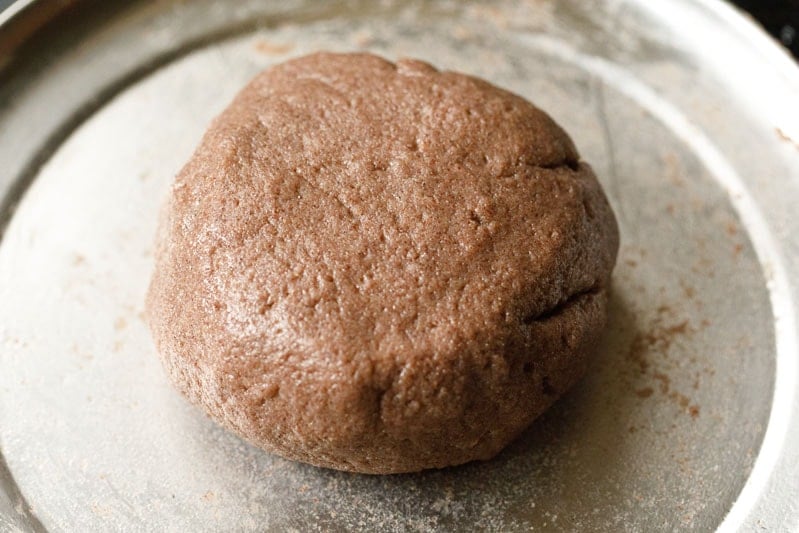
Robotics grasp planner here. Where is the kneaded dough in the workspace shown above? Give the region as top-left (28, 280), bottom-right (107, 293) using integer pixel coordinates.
top-left (146, 52), bottom-right (619, 474)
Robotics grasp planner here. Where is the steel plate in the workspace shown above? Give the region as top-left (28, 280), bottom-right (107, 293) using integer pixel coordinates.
top-left (1, 0), bottom-right (798, 531)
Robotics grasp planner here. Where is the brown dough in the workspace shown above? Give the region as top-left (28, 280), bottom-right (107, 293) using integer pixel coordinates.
top-left (146, 52), bottom-right (619, 474)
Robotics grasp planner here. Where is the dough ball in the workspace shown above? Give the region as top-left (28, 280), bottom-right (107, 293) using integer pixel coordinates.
top-left (146, 52), bottom-right (619, 474)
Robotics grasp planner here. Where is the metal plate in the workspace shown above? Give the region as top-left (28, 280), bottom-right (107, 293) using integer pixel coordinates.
top-left (1, 0), bottom-right (798, 531)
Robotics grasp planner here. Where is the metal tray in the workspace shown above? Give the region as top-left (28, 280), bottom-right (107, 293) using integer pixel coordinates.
top-left (1, 0), bottom-right (798, 530)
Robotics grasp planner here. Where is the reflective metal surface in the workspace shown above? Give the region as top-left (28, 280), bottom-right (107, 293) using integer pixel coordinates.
top-left (1, 1), bottom-right (798, 530)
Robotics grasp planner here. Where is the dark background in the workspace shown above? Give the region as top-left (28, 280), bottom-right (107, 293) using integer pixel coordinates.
top-left (734, 0), bottom-right (799, 57)
top-left (0, 0), bottom-right (796, 58)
